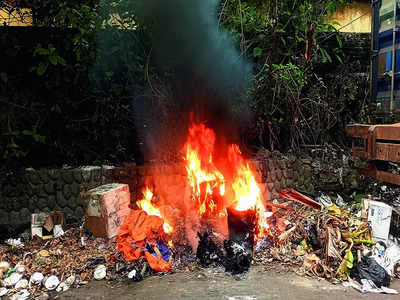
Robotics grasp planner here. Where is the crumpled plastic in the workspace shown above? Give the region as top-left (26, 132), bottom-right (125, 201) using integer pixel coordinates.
top-left (355, 256), bottom-right (391, 288)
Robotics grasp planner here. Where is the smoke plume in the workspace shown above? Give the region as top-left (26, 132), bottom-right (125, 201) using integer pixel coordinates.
top-left (135, 0), bottom-right (252, 138)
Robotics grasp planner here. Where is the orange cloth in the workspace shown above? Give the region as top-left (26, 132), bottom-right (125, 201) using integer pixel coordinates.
top-left (145, 250), bottom-right (173, 272)
top-left (117, 210), bottom-right (172, 272)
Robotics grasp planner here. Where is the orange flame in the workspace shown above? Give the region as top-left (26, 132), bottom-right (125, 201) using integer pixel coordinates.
top-left (183, 122), bottom-right (269, 240)
top-left (137, 187), bottom-right (174, 234)
top-left (228, 144), bottom-right (269, 239)
top-left (184, 123), bottom-right (225, 216)
top-left (228, 145), bottom-right (260, 211)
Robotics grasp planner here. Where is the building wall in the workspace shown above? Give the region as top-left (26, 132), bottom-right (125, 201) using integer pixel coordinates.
top-left (329, 1), bottom-right (371, 33)
top-left (0, 8), bottom-right (32, 26)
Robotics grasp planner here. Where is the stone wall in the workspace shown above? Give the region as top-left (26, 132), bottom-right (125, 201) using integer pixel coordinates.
top-left (288, 147), bottom-right (361, 195)
top-left (0, 166), bottom-right (115, 226)
top-left (0, 148), bottom-right (362, 227)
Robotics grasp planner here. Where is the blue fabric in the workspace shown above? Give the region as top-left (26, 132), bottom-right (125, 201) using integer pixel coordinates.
top-left (156, 240), bottom-right (171, 262)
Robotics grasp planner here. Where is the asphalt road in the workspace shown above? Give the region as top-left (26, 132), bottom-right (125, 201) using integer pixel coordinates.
top-left (58, 266), bottom-right (400, 300)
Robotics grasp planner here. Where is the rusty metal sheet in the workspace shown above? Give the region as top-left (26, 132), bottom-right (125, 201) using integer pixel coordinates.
top-left (375, 142), bottom-right (400, 162)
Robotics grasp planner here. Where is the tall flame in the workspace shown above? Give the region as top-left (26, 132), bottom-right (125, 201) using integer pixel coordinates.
top-left (228, 144), bottom-right (269, 239)
top-left (228, 144), bottom-right (260, 211)
top-left (137, 187), bottom-right (174, 234)
top-left (184, 123), bottom-right (225, 216)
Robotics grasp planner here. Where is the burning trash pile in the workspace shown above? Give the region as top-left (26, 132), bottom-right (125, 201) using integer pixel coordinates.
top-left (1, 121), bottom-right (400, 297)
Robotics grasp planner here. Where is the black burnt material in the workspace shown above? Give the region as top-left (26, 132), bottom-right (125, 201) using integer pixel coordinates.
top-left (224, 207), bottom-right (256, 274)
top-left (196, 231), bottom-right (225, 267)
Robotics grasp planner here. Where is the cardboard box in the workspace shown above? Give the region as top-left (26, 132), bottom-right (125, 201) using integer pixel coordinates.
top-left (31, 211), bottom-right (64, 238)
top-left (364, 199), bottom-right (393, 243)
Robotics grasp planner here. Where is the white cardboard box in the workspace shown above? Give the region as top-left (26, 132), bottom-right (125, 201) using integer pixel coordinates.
top-left (366, 199), bottom-right (393, 243)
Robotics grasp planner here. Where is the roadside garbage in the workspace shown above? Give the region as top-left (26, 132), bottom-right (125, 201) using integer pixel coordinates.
top-left (5, 238), bottom-right (24, 248)
top-left (10, 289), bottom-right (30, 300)
top-left (280, 189), bottom-right (321, 210)
top-left (354, 256), bottom-right (391, 288)
top-left (31, 211), bottom-right (64, 239)
top-left (0, 287), bottom-right (8, 296)
top-left (44, 275), bottom-right (60, 290)
top-left (93, 265), bottom-right (107, 280)
top-left (56, 282), bottom-right (70, 293)
top-left (15, 279), bottom-right (28, 289)
top-left (3, 272), bottom-right (23, 287)
top-left (336, 194), bottom-right (345, 207)
top-left (0, 182), bottom-right (399, 298)
top-left (364, 199), bottom-right (393, 243)
top-left (117, 210), bottom-right (173, 272)
top-left (0, 261), bottom-right (9, 272)
top-left (316, 193), bottom-right (332, 207)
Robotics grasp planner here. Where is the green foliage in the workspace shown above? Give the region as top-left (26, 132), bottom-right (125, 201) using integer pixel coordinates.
top-left (31, 43), bottom-right (66, 76)
top-left (219, 0), bottom-right (358, 149)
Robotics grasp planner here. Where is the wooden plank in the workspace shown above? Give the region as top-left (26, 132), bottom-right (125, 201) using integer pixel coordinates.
top-left (359, 167), bottom-right (400, 185)
top-left (346, 124), bottom-right (371, 138)
top-left (375, 142), bottom-right (400, 162)
top-left (352, 148), bottom-right (369, 159)
top-left (374, 123), bottom-right (400, 140)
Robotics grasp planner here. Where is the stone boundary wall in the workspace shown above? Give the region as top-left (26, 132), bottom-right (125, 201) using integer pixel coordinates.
top-left (0, 149), bottom-right (361, 227)
top-left (0, 166), bottom-right (115, 226)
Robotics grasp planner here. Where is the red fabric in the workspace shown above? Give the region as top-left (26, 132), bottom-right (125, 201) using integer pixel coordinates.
top-left (117, 210), bottom-right (172, 272)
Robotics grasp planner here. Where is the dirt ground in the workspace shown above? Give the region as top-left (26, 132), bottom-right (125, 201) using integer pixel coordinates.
top-left (58, 266), bottom-right (400, 300)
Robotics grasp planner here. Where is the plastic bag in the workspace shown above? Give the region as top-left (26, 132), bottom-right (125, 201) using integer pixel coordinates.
top-left (355, 256), bottom-right (391, 288)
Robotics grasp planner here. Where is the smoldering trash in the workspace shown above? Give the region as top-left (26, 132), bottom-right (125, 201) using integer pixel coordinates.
top-left (1, 186), bottom-right (400, 298)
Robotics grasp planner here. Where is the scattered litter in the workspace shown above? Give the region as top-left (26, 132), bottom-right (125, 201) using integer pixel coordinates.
top-left (30, 272), bottom-right (44, 285)
top-left (56, 282), bottom-right (70, 293)
top-left (31, 211), bottom-right (64, 239)
top-left (336, 194), bottom-right (345, 207)
top-left (43, 275), bottom-right (60, 290)
top-left (93, 265), bottom-right (107, 280)
top-left (87, 256), bottom-right (106, 265)
top-left (365, 199), bottom-right (393, 243)
top-left (15, 279), bottom-right (29, 290)
top-left (10, 289), bottom-right (30, 300)
top-left (280, 189), bottom-right (321, 210)
top-left (0, 287), bottom-right (8, 296)
top-left (64, 275), bottom-right (76, 286)
top-left (316, 194), bottom-right (332, 207)
top-left (53, 224), bottom-right (65, 238)
top-left (15, 264), bottom-right (25, 274)
top-left (127, 269), bottom-right (143, 281)
top-left (3, 272), bottom-right (23, 287)
top-left (5, 238), bottom-right (24, 248)
top-left (0, 261), bottom-right (10, 272)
